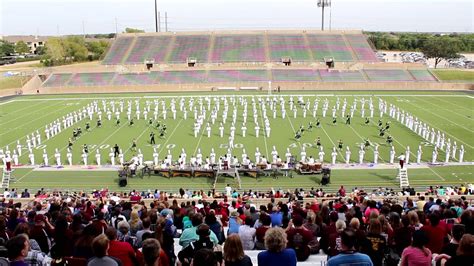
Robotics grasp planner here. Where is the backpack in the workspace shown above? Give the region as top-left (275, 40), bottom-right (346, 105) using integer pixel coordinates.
top-left (292, 232), bottom-right (310, 261)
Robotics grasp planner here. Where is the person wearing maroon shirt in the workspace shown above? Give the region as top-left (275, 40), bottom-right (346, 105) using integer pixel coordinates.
top-left (256, 214), bottom-right (272, 250)
top-left (338, 186), bottom-right (346, 197)
top-left (320, 211), bottom-right (338, 255)
top-left (286, 215), bottom-right (314, 261)
top-left (130, 192), bottom-right (142, 204)
top-left (29, 214), bottom-right (54, 254)
top-left (105, 227), bottom-right (138, 266)
top-left (421, 212), bottom-right (447, 254)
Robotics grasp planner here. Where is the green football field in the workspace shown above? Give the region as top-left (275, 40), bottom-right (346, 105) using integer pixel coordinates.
top-left (0, 90), bottom-right (473, 193)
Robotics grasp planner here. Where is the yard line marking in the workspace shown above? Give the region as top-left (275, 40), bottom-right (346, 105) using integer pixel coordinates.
top-left (193, 109), bottom-right (213, 156)
top-left (123, 125), bottom-right (151, 157)
top-left (375, 117), bottom-right (446, 181)
top-left (402, 98), bottom-right (474, 134)
top-left (0, 100), bottom-right (14, 106)
top-left (0, 101), bottom-right (73, 137)
top-left (0, 101), bottom-right (42, 118)
top-left (385, 99), bottom-right (474, 150)
top-left (428, 96), bottom-right (474, 113)
top-left (411, 97), bottom-right (474, 131)
top-left (3, 100), bottom-right (89, 152)
top-left (284, 109), bottom-right (302, 150)
top-left (158, 119), bottom-right (184, 156)
top-left (258, 100), bottom-right (269, 159)
top-left (320, 124), bottom-right (345, 162)
top-left (13, 168), bottom-right (34, 183)
top-left (0, 101), bottom-right (64, 128)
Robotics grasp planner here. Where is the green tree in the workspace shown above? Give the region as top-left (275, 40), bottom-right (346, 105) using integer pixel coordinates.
top-left (64, 36), bottom-right (88, 61)
top-left (15, 41), bottom-right (30, 54)
top-left (0, 40), bottom-right (15, 57)
top-left (421, 37), bottom-right (461, 68)
top-left (35, 46), bottom-right (46, 55)
top-left (45, 37), bottom-right (66, 63)
top-left (86, 40), bottom-right (110, 60)
top-left (125, 27), bottom-right (145, 33)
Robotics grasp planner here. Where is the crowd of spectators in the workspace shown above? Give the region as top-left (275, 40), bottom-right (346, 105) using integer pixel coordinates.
top-left (0, 184), bottom-right (472, 266)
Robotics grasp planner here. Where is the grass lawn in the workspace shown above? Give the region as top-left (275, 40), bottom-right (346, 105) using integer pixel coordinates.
top-left (0, 76), bottom-right (31, 90)
top-left (431, 69), bottom-right (474, 82)
top-left (1, 91), bottom-right (473, 192)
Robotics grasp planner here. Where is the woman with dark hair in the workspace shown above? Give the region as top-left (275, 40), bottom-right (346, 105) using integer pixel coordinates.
top-left (400, 230), bottom-right (432, 266)
top-left (73, 224), bottom-right (96, 259)
top-left (361, 218), bottom-right (387, 266)
top-left (52, 215), bottom-right (73, 257)
top-left (445, 234), bottom-right (474, 266)
top-left (7, 209), bottom-right (23, 233)
top-left (394, 215), bottom-right (414, 255)
top-left (155, 216), bottom-right (176, 266)
top-left (205, 212), bottom-right (224, 244)
top-left (223, 234), bottom-right (252, 266)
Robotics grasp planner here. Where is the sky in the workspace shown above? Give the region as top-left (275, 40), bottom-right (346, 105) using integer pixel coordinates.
top-left (0, 0), bottom-right (472, 36)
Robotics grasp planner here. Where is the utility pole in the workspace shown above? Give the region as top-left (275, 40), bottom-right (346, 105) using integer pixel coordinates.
top-left (154, 0), bottom-right (158, 32)
top-left (317, 0), bottom-right (331, 31)
top-left (115, 17), bottom-right (118, 38)
top-left (165, 12), bottom-right (168, 32)
top-left (82, 20), bottom-right (86, 38)
top-left (158, 12), bottom-right (161, 32)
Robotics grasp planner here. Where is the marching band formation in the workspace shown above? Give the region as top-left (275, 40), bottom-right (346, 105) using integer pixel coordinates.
top-left (0, 96), bottom-right (467, 171)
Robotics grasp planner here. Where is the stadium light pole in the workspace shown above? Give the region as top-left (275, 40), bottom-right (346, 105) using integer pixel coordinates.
top-left (154, 0), bottom-right (158, 32)
top-left (317, 0), bottom-right (331, 31)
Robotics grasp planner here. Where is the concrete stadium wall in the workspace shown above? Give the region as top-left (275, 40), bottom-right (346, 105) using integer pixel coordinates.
top-left (35, 81), bottom-right (472, 95)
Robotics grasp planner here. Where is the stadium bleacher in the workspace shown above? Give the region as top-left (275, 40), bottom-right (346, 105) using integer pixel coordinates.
top-left (271, 69), bottom-right (318, 82)
top-left (124, 36), bottom-right (171, 64)
top-left (67, 72), bottom-right (115, 86)
top-left (345, 34), bottom-right (380, 61)
top-left (113, 72), bottom-right (160, 85)
top-left (318, 69), bottom-right (366, 82)
top-left (42, 73), bottom-right (73, 87)
top-left (268, 34), bottom-right (312, 62)
top-left (101, 31), bottom-right (380, 65)
top-left (207, 69), bottom-right (268, 83)
top-left (306, 34), bottom-right (354, 62)
top-left (168, 35), bottom-right (211, 63)
top-left (211, 35), bottom-right (266, 62)
top-left (408, 69), bottom-right (439, 82)
top-left (158, 70), bottom-right (208, 84)
top-left (364, 69), bottom-right (415, 82)
top-left (102, 37), bottom-right (134, 65)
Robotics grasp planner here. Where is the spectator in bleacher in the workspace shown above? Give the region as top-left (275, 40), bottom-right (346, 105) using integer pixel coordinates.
top-left (270, 207), bottom-right (283, 227)
top-left (128, 209), bottom-right (143, 236)
top-left (6, 234), bottom-right (29, 266)
top-left (444, 234), bottom-right (474, 266)
top-left (257, 227), bottom-right (297, 266)
top-left (155, 216), bottom-right (176, 265)
top-left (328, 219), bottom-right (346, 257)
top-left (228, 211), bottom-right (241, 235)
top-left (442, 224), bottom-right (466, 257)
top-left (179, 213), bottom-right (219, 249)
top-left (361, 219), bottom-right (387, 266)
top-left (90, 212), bottom-right (108, 234)
top-left (239, 217), bottom-right (256, 250)
top-left (191, 248), bottom-right (219, 266)
top-left (117, 220), bottom-right (135, 247)
top-left (52, 215), bottom-right (74, 257)
top-left (407, 211), bottom-right (423, 230)
top-left (141, 238), bottom-right (161, 266)
top-left (393, 215), bottom-right (414, 255)
top-left (7, 209), bottom-right (23, 233)
top-left (327, 229), bottom-right (373, 266)
top-left (303, 210), bottom-right (320, 254)
top-left (73, 224), bottom-right (96, 259)
top-left (136, 217), bottom-right (153, 247)
top-left (320, 211), bottom-right (339, 255)
top-left (286, 215), bottom-right (313, 261)
top-left (178, 224), bottom-right (222, 266)
top-left (223, 234), bottom-right (253, 266)
top-left (0, 216), bottom-right (11, 242)
top-left (400, 230), bottom-right (432, 266)
top-left (87, 234), bottom-right (121, 266)
top-left (105, 227), bottom-right (138, 266)
top-left (29, 214), bottom-right (53, 254)
top-left (255, 213), bottom-right (271, 250)
top-left (421, 212), bottom-right (447, 254)
top-left (13, 223), bottom-right (41, 252)
top-left (205, 212), bottom-right (224, 244)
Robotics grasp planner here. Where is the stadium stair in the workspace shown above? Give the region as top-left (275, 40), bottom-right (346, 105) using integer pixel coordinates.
top-left (397, 168), bottom-right (410, 188)
top-left (341, 34), bottom-right (359, 61)
top-left (120, 37), bottom-right (138, 65)
top-left (163, 35), bottom-right (177, 63)
top-left (1, 170), bottom-right (11, 189)
top-left (207, 34), bottom-right (216, 63)
top-left (406, 69), bottom-right (418, 82)
top-left (302, 32), bottom-right (315, 61)
top-left (263, 31), bottom-right (271, 63)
